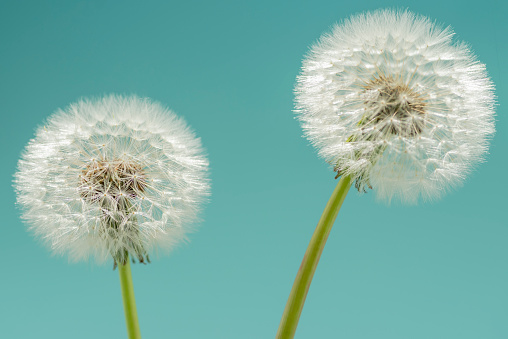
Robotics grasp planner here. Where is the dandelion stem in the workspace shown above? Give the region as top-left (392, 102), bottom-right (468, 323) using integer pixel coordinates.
top-left (276, 175), bottom-right (352, 339)
top-left (119, 255), bottom-right (142, 339)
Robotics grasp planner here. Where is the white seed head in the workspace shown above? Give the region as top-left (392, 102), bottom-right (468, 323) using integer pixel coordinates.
top-left (14, 95), bottom-right (210, 264)
top-left (295, 9), bottom-right (496, 203)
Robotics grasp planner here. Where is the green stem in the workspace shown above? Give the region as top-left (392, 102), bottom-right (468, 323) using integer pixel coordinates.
top-left (276, 175), bottom-right (352, 339)
top-left (119, 255), bottom-right (142, 339)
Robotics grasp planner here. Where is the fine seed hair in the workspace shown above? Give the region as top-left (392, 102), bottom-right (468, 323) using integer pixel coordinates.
top-left (294, 8), bottom-right (495, 203)
top-left (14, 95), bottom-right (210, 264)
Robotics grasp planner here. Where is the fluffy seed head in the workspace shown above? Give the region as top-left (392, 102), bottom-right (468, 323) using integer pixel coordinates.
top-left (295, 9), bottom-right (495, 203)
top-left (14, 95), bottom-right (210, 264)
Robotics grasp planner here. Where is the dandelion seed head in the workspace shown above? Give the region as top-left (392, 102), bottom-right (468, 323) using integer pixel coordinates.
top-left (295, 8), bottom-right (495, 203)
top-left (14, 95), bottom-right (210, 264)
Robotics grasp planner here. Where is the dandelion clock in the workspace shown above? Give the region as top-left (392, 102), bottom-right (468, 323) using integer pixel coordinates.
top-left (14, 95), bottom-right (210, 339)
top-left (276, 9), bottom-right (495, 338)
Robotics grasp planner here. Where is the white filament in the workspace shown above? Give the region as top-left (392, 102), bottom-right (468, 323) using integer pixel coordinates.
top-left (14, 95), bottom-right (210, 263)
top-left (295, 9), bottom-right (495, 203)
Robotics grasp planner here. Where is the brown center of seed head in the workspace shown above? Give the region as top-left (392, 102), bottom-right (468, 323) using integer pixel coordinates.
top-left (362, 74), bottom-right (427, 137)
top-left (79, 159), bottom-right (147, 203)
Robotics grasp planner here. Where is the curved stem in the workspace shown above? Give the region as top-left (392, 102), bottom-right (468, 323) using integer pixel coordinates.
top-left (119, 255), bottom-right (142, 339)
top-left (276, 175), bottom-right (352, 339)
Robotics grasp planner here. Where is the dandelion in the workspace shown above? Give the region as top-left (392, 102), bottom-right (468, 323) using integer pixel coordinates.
top-left (295, 9), bottom-right (495, 203)
top-left (277, 9), bottom-right (495, 338)
top-left (14, 95), bottom-right (210, 338)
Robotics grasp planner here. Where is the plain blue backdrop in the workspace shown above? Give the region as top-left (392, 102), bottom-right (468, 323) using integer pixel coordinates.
top-left (1, 0), bottom-right (507, 338)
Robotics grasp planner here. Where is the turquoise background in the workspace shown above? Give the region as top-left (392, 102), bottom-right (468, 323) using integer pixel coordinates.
top-left (1, 0), bottom-right (506, 338)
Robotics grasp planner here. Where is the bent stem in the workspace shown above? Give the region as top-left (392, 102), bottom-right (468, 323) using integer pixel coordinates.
top-left (276, 175), bottom-right (352, 339)
top-left (119, 254), bottom-right (142, 339)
